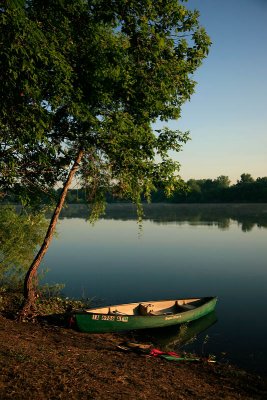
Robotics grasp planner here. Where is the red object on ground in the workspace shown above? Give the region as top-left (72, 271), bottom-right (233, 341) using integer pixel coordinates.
top-left (150, 348), bottom-right (181, 358)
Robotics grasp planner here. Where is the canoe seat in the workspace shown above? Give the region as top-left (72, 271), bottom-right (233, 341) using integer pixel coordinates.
top-left (181, 304), bottom-right (196, 310)
top-left (175, 301), bottom-right (196, 311)
top-left (108, 308), bottom-right (128, 315)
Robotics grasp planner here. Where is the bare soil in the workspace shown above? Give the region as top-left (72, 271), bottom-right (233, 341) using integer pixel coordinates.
top-left (0, 315), bottom-right (267, 400)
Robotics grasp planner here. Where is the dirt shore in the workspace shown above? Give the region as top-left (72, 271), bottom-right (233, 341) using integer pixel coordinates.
top-left (0, 314), bottom-right (266, 400)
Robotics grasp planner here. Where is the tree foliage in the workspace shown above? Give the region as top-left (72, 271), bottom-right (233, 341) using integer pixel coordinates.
top-left (0, 206), bottom-right (47, 286)
top-left (1, 0), bottom-right (211, 214)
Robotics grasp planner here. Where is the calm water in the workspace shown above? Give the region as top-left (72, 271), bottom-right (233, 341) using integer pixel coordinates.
top-left (40, 204), bottom-right (267, 374)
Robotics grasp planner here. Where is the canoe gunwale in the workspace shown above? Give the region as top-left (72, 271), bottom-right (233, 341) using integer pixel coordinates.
top-left (82, 296), bottom-right (215, 316)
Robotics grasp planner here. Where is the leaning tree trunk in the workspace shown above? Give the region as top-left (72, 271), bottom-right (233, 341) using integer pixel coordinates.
top-left (18, 149), bottom-right (84, 319)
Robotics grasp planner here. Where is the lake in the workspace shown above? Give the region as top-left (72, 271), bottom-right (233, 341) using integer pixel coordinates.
top-left (40, 203), bottom-right (267, 374)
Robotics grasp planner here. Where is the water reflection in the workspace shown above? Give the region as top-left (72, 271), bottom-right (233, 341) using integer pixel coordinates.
top-left (57, 203), bottom-right (267, 232)
top-left (145, 311), bottom-right (218, 352)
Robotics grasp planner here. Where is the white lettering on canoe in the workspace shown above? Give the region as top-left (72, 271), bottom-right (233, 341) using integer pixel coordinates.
top-left (165, 315), bottom-right (182, 320)
top-left (116, 316), bottom-right (128, 323)
top-left (91, 315), bottom-right (129, 323)
top-left (101, 315), bottom-right (115, 321)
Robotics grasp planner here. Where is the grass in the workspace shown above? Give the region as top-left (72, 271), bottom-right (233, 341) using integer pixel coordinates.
top-left (0, 282), bottom-right (92, 321)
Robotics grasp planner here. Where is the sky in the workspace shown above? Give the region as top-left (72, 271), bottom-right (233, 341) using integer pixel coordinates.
top-left (157, 0), bottom-right (267, 184)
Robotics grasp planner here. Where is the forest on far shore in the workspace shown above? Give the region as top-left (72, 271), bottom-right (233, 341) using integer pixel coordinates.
top-left (2, 173), bottom-right (267, 205)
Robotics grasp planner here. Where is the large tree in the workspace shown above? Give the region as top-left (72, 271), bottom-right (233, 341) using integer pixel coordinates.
top-left (0, 0), bottom-right (211, 317)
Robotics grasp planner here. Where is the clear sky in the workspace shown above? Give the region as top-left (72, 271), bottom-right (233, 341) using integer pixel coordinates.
top-left (157, 0), bottom-right (267, 184)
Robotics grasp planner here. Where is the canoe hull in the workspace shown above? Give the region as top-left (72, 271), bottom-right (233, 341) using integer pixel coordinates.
top-left (74, 297), bottom-right (217, 333)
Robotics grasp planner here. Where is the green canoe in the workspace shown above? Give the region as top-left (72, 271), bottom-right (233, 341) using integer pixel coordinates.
top-left (73, 296), bottom-right (217, 333)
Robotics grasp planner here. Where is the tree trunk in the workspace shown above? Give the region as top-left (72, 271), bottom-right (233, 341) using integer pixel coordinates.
top-left (18, 149), bottom-right (84, 319)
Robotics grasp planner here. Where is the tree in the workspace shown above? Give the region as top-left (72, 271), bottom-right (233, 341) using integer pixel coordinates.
top-left (186, 179), bottom-right (202, 202)
top-left (238, 173), bottom-right (254, 185)
top-left (0, 0), bottom-right (211, 317)
top-left (214, 175), bottom-right (231, 189)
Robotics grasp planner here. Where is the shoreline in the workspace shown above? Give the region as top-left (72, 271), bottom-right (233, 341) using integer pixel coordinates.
top-left (0, 314), bottom-right (266, 400)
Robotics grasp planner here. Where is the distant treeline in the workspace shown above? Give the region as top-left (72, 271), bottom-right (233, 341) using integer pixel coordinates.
top-left (154, 174), bottom-right (267, 203)
top-left (67, 173), bottom-right (267, 204)
top-left (3, 173), bottom-right (267, 204)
